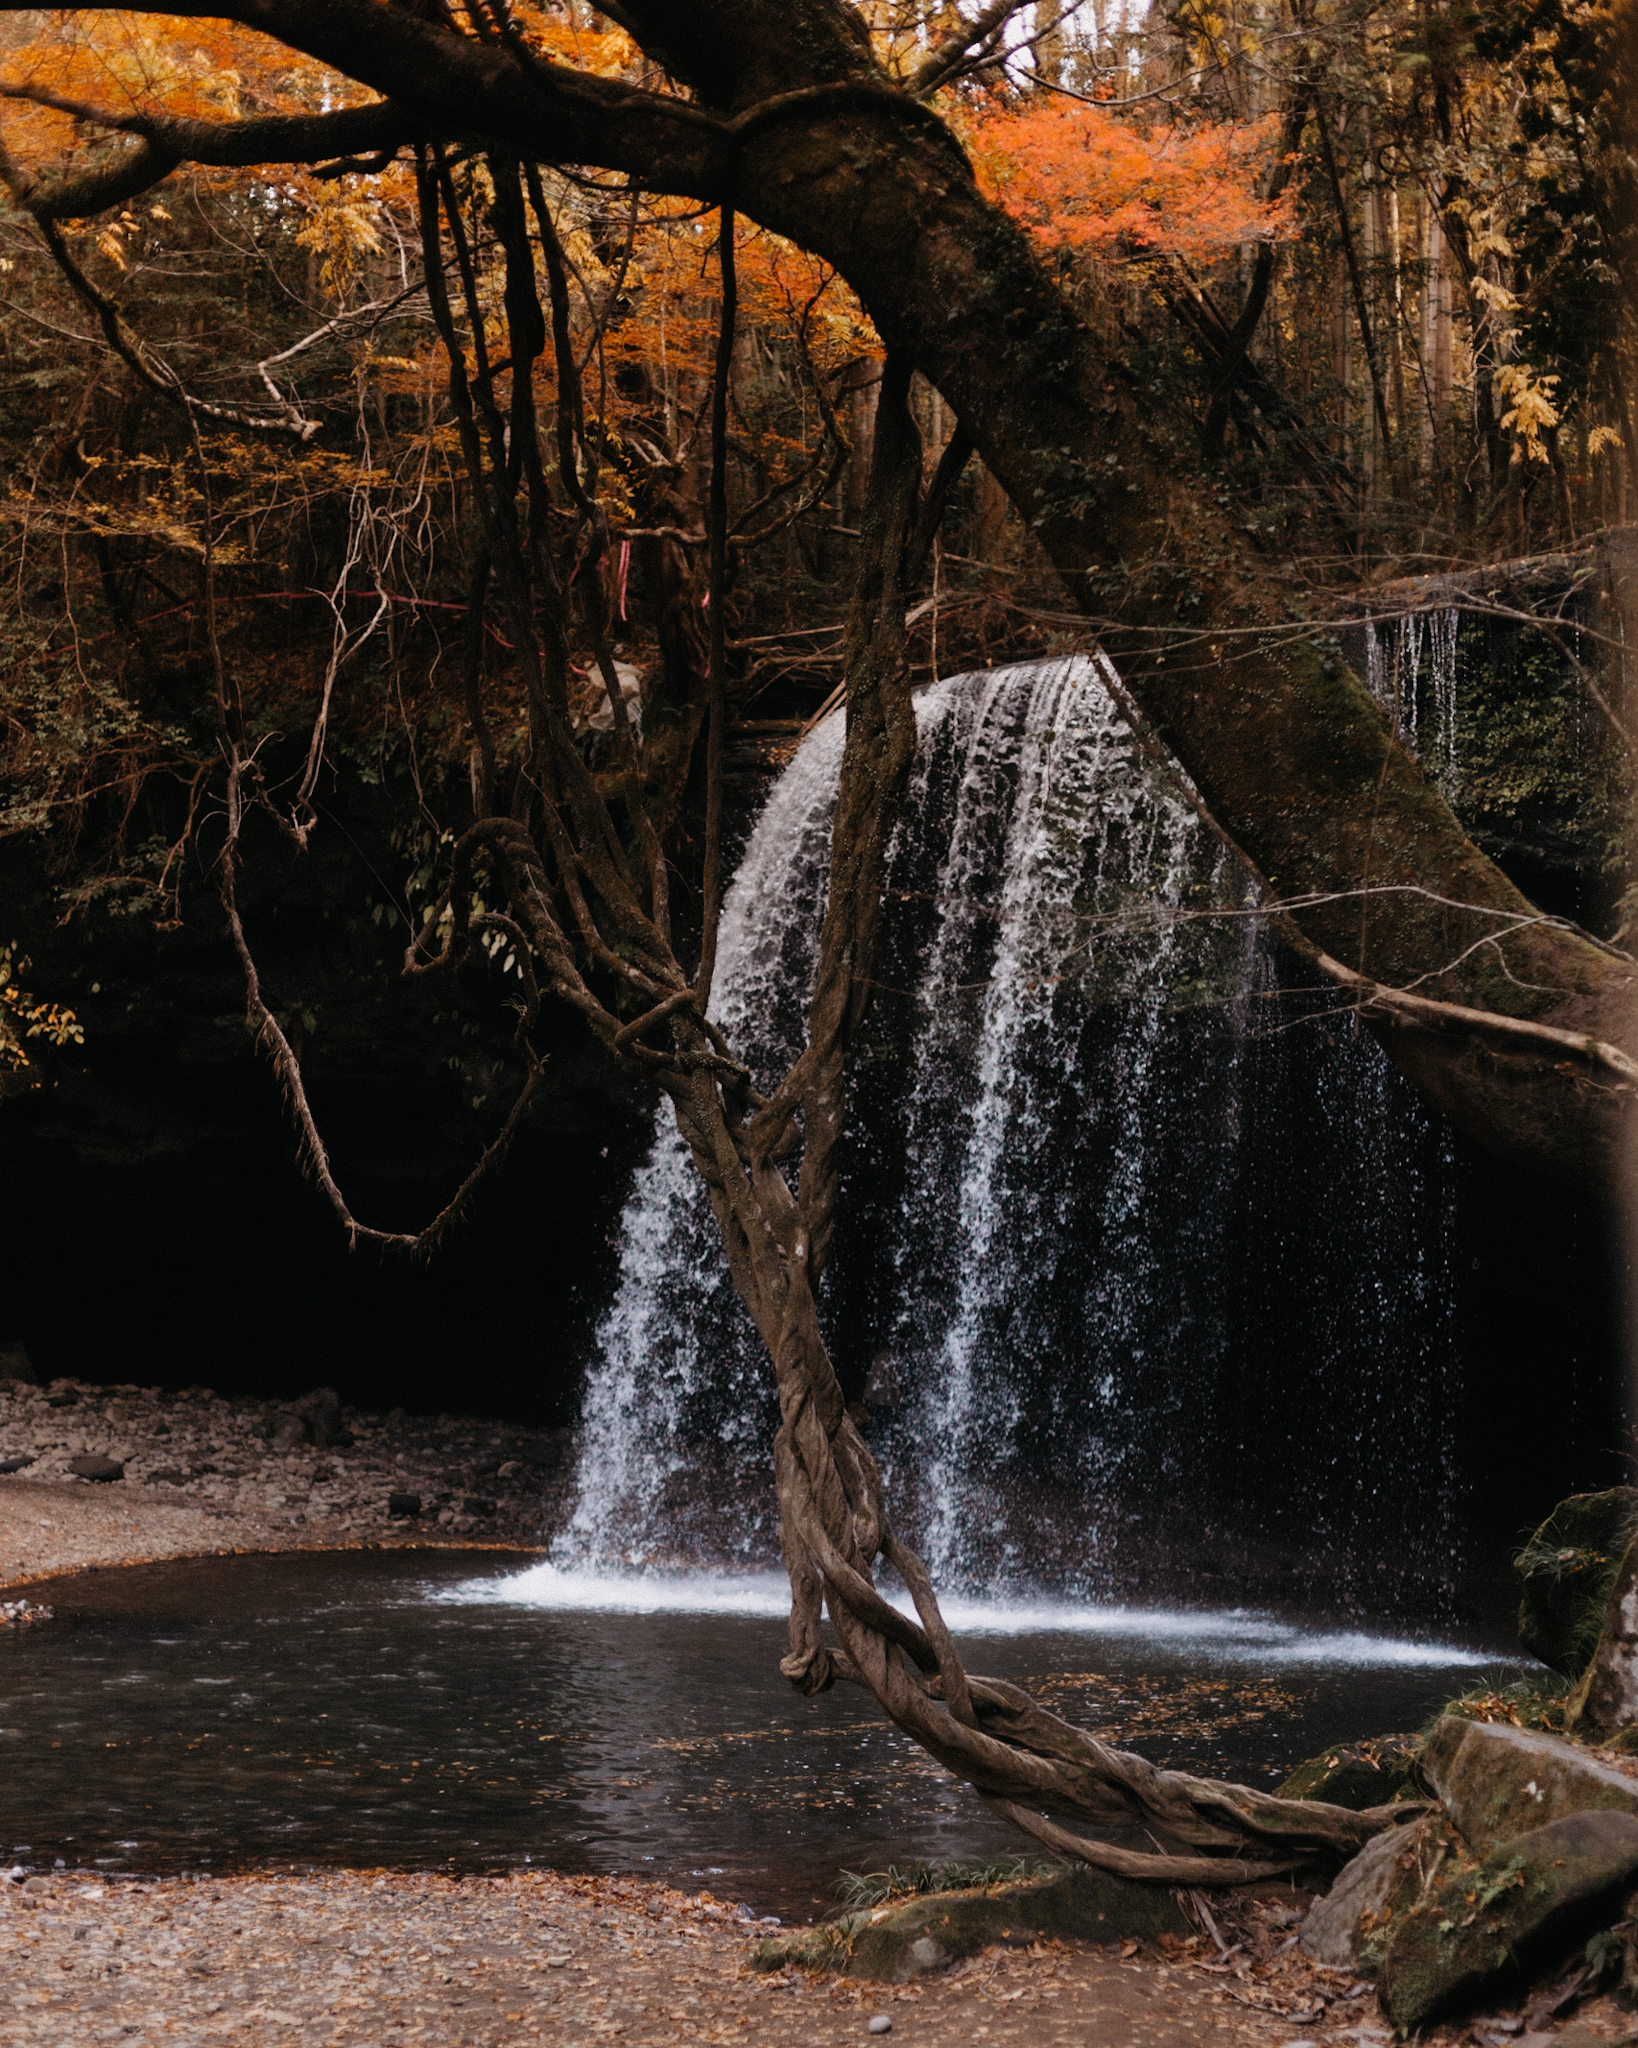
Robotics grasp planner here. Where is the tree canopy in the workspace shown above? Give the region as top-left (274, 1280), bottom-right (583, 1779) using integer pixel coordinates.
top-left (0, 0), bottom-right (1632, 1181)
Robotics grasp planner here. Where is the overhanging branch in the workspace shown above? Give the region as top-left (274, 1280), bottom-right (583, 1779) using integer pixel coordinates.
top-left (1315, 952), bottom-right (1638, 1091)
top-left (0, 84), bottom-right (414, 212)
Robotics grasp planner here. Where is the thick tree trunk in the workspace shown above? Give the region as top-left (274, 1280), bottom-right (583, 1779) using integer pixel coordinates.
top-left (14, 0), bottom-right (1635, 1185)
top-left (612, 0), bottom-right (1635, 1186)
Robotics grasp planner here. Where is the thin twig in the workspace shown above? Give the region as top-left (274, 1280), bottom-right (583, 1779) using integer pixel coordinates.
top-left (696, 204), bottom-right (736, 1012)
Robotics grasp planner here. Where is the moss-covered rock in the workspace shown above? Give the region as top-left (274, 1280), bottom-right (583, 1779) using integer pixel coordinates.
top-left (1422, 1713), bottom-right (1638, 1857)
top-left (751, 1866), bottom-right (1189, 1981)
top-left (1276, 1735), bottom-right (1424, 1810)
top-left (1377, 1809), bottom-right (1638, 2033)
top-left (1517, 1488), bottom-right (1638, 1678)
top-left (1567, 1530), bottom-right (1638, 1739)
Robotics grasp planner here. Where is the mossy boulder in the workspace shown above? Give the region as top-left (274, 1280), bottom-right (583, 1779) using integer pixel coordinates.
top-left (1377, 1810), bottom-right (1638, 2033)
top-left (752, 1866), bottom-right (1189, 1981)
top-left (1276, 1735), bottom-right (1424, 1810)
top-left (1300, 1813), bottom-right (1444, 1974)
top-left (1567, 1530), bottom-right (1638, 1739)
top-left (1422, 1714), bottom-right (1638, 1857)
top-left (1517, 1488), bottom-right (1638, 1678)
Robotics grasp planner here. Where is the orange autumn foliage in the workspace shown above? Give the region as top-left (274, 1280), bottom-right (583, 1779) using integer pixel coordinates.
top-left (965, 97), bottom-right (1297, 264)
top-left (0, 11), bottom-right (364, 141)
top-left (0, 11), bottom-right (1294, 534)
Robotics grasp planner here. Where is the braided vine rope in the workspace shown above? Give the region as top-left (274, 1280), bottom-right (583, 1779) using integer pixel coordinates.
top-left (769, 1274), bottom-right (1409, 1883)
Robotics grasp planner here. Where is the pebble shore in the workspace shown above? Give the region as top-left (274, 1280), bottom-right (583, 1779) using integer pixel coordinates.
top-left (0, 1374), bottom-right (573, 1581)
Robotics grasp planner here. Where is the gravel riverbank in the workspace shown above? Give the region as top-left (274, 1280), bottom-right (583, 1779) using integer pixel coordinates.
top-left (0, 1374), bottom-right (571, 1585)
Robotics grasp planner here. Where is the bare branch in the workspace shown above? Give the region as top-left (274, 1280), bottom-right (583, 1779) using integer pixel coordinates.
top-left (696, 205), bottom-right (736, 1013)
top-left (1315, 953), bottom-right (1638, 1089)
top-left (0, 83), bottom-right (412, 209)
top-left (907, 0), bottom-right (1036, 97)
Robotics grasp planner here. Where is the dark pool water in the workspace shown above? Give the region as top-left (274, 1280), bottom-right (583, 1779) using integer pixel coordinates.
top-left (0, 1550), bottom-right (1516, 1918)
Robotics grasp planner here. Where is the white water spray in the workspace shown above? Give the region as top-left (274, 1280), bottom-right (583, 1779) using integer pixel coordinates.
top-left (1364, 607), bottom-right (1460, 799)
top-left (558, 658), bottom-right (1461, 1606)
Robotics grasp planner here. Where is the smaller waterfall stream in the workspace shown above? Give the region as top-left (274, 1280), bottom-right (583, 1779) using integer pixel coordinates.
top-left (1365, 607), bottom-right (1461, 800)
top-left (559, 657), bottom-right (1462, 1613)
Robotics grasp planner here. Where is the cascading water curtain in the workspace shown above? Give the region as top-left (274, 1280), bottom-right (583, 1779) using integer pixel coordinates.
top-left (560, 658), bottom-right (1463, 1614)
top-left (1364, 609), bottom-right (1461, 801)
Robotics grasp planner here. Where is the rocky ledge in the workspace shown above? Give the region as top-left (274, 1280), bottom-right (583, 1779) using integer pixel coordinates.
top-left (1297, 1716), bottom-right (1638, 2034)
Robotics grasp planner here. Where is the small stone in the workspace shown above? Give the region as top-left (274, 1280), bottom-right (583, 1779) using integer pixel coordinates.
top-left (497, 1460), bottom-right (522, 1480)
top-left (21, 1876), bottom-right (51, 1895)
top-left (0, 1453), bottom-right (37, 1474)
top-left (68, 1455), bottom-right (125, 1482)
top-left (867, 2016), bottom-right (892, 2034)
top-left (388, 1492), bottom-right (422, 1519)
top-left (267, 1413), bottom-right (309, 1452)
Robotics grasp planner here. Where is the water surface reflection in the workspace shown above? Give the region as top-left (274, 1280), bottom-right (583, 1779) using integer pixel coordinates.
top-left (0, 1550), bottom-right (1511, 1918)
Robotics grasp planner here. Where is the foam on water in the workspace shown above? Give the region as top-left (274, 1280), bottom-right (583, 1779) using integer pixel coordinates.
top-left (439, 1563), bottom-right (1502, 1668)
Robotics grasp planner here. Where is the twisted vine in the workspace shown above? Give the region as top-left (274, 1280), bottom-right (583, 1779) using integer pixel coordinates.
top-left (185, 149), bottom-right (1393, 1884)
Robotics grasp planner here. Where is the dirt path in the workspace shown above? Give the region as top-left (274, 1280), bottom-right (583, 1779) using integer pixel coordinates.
top-left (7, 1862), bottom-right (1638, 2048)
top-left (0, 1865), bottom-right (1341, 2047)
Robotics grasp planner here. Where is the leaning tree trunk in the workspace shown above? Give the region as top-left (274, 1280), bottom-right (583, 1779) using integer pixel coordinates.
top-left (608, 0), bottom-right (1637, 1189)
top-left (8, 0), bottom-right (1631, 1181)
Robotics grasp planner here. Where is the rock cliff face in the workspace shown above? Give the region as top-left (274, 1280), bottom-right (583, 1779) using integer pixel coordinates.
top-left (0, 772), bottom-right (656, 1419)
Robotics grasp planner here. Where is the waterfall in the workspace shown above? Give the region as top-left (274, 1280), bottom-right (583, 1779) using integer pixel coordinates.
top-left (1364, 607), bottom-right (1460, 800)
top-left (559, 657), bottom-right (1461, 1614)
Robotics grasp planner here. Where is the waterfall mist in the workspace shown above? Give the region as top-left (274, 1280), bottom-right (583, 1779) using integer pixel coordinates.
top-left (558, 657), bottom-right (1462, 1615)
